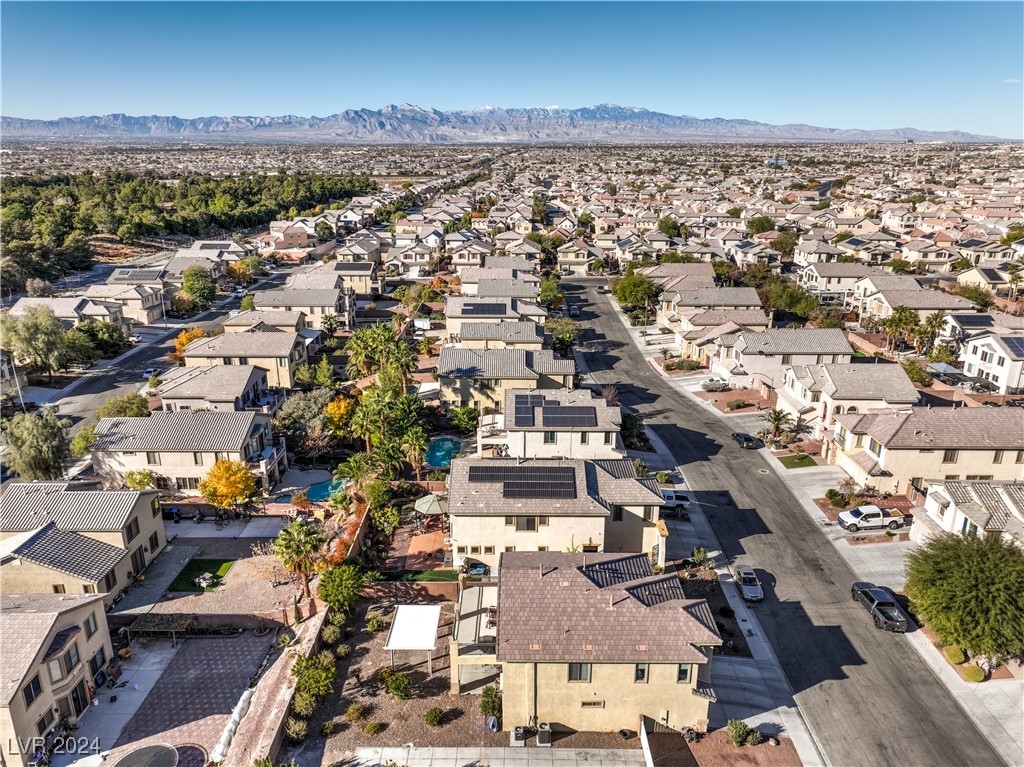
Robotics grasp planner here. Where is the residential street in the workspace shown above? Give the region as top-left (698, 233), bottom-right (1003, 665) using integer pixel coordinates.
top-left (571, 280), bottom-right (1006, 767)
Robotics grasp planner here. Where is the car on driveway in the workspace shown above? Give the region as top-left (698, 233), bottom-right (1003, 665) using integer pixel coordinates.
top-left (660, 489), bottom-right (690, 512)
top-left (838, 504), bottom-right (910, 532)
top-left (732, 432), bottom-right (758, 449)
top-left (568, 304), bottom-right (581, 318)
top-left (734, 564), bottom-right (764, 602)
top-left (547, 310), bottom-right (564, 319)
top-left (852, 582), bottom-right (909, 632)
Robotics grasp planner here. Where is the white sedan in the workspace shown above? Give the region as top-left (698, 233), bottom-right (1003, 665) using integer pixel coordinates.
top-left (734, 564), bottom-right (764, 602)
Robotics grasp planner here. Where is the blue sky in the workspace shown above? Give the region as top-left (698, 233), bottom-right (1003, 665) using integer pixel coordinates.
top-left (2, 2), bottom-right (1022, 137)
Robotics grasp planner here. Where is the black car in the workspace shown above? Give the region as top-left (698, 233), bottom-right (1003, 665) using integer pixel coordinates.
top-left (732, 432), bottom-right (758, 449)
top-left (1006, 399), bottom-right (1024, 408)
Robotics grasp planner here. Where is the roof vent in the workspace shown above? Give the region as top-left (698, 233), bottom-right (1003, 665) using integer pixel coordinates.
top-left (636, 644), bottom-right (648, 651)
top-left (530, 643), bottom-right (541, 650)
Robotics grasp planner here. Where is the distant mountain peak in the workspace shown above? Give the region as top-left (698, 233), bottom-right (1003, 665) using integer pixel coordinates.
top-left (0, 105), bottom-right (1003, 143)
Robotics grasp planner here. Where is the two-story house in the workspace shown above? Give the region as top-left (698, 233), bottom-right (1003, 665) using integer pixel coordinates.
top-left (252, 287), bottom-right (353, 331)
top-left (446, 458), bottom-right (667, 569)
top-left (960, 334), bottom-right (1024, 394)
top-left (0, 593), bottom-right (113, 765)
top-left (83, 284), bottom-right (165, 325)
top-left (8, 297), bottom-right (131, 334)
top-left (797, 263), bottom-right (883, 306)
top-left (91, 410), bottom-right (288, 494)
top-left (913, 479), bottom-right (1024, 547)
top-left (458, 322), bottom-right (546, 351)
top-left (0, 483), bottom-right (165, 605)
top-left (447, 553), bottom-right (720, 734)
top-left (711, 328), bottom-right (853, 390)
top-left (155, 365), bottom-right (284, 415)
top-left (825, 407), bottom-right (1024, 499)
top-left (658, 288), bottom-right (762, 329)
top-left (437, 348), bottom-right (576, 412)
top-left (182, 330), bottom-right (308, 389)
top-left (477, 388), bottom-right (623, 459)
top-left (444, 298), bottom-right (547, 340)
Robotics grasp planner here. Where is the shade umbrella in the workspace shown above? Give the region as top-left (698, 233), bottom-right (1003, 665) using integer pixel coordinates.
top-left (414, 494), bottom-right (448, 516)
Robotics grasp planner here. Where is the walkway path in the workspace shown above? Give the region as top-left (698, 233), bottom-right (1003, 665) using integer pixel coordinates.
top-left (353, 746), bottom-right (646, 766)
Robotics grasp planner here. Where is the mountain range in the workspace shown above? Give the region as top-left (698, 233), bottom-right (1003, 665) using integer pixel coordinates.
top-left (0, 104), bottom-right (1003, 143)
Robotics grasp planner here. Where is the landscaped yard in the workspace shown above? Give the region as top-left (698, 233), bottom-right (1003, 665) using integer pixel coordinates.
top-left (777, 453), bottom-right (816, 469)
top-left (168, 558), bottom-right (235, 592)
top-left (378, 569), bottom-right (459, 582)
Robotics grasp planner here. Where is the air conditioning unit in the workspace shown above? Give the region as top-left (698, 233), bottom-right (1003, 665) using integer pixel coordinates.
top-left (537, 722), bottom-right (552, 747)
top-left (510, 726), bottom-right (526, 747)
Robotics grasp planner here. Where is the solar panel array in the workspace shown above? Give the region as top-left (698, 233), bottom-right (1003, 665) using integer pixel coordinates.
top-left (512, 394), bottom-right (548, 427)
top-left (468, 464), bottom-right (577, 499)
top-left (462, 303), bottom-right (507, 316)
top-left (542, 406), bottom-right (597, 428)
top-left (1002, 336), bottom-right (1024, 358)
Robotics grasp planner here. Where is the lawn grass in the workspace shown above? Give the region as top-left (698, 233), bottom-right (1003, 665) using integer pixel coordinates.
top-left (778, 453), bottom-right (815, 469)
top-left (378, 569), bottom-right (459, 582)
top-left (169, 559), bottom-right (235, 592)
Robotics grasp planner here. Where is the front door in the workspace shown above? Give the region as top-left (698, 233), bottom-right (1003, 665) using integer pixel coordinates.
top-left (131, 546), bottom-right (146, 574)
top-left (70, 680), bottom-right (88, 717)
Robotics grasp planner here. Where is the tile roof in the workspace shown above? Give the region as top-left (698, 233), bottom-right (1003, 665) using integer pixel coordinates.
top-left (496, 552), bottom-right (720, 662)
top-left (668, 287), bottom-right (762, 309)
top-left (501, 388), bottom-right (621, 431)
top-left (94, 410), bottom-right (261, 453)
top-left (459, 322), bottom-right (544, 343)
top-left (12, 523), bottom-right (127, 582)
top-left (0, 482), bottom-right (148, 532)
top-left (222, 310), bottom-right (305, 329)
top-left (738, 328), bottom-right (853, 356)
top-left (940, 480), bottom-right (1024, 534)
top-left (437, 348), bottom-right (575, 380)
top-left (254, 288), bottom-right (341, 307)
top-left (876, 290), bottom-right (977, 310)
top-left (835, 407), bottom-right (1024, 449)
top-left (157, 365), bottom-right (265, 401)
top-left (184, 331), bottom-right (301, 358)
top-left (794, 363), bottom-right (920, 402)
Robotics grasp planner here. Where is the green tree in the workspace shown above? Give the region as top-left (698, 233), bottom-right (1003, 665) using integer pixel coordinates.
top-left (313, 356), bottom-right (335, 388)
top-left (315, 220), bottom-right (336, 243)
top-left (123, 469), bottom-right (159, 490)
top-left (369, 505), bottom-right (401, 536)
top-left (0, 306), bottom-right (67, 383)
top-left (399, 426), bottom-right (429, 482)
top-left (999, 226), bottom-right (1024, 247)
top-left (761, 408), bottom-right (794, 439)
top-left (56, 329), bottom-right (99, 371)
top-left (273, 520), bottom-right (326, 601)
top-left (181, 265), bottom-right (217, 309)
top-left (886, 258), bottom-right (914, 274)
top-left (69, 424), bottom-right (97, 458)
top-left (901, 360), bottom-right (933, 386)
top-left (531, 194), bottom-right (548, 224)
top-left (906, 533), bottom-right (1024, 657)
top-left (97, 393), bottom-right (150, 419)
top-left (274, 387), bottom-right (337, 459)
top-left (538, 275), bottom-right (562, 306)
top-left (2, 410), bottom-right (71, 480)
top-left (657, 217), bottom-right (680, 238)
top-left (449, 406), bottom-right (479, 434)
top-left (834, 230), bottom-right (855, 243)
top-left (320, 313), bottom-right (340, 336)
top-left (612, 269), bottom-right (659, 309)
top-left (546, 317), bottom-right (582, 354)
top-left (78, 319), bottom-right (127, 357)
top-left (746, 216), bottom-right (775, 235)
top-left (769, 231), bottom-right (798, 258)
top-left (726, 206), bottom-right (743, 219)
top-left (317, 563), bottom-right (366, 615)
top-left (333, 452), bottom-right (377, 500)
top-left (240, 295), bottom-right (256, 311)
top-left (955, 284), bottom-right (995, 309)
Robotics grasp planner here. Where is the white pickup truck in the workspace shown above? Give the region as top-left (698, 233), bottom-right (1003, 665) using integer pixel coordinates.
top-left (838, 504), bottom-right (911, 532)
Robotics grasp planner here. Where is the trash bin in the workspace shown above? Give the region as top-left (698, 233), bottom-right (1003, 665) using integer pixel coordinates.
top-left (511, 726), bottom-right (526, 747)
top-left (537, 722), bottom-right (552, 747)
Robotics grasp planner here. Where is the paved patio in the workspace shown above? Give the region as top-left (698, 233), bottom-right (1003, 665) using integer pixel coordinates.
top-left (110, 543), bottom-right (199, 616)
top-left (353, 746), bottom-right (646, 766)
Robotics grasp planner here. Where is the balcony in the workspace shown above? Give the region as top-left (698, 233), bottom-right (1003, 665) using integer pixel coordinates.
top-left (244, 389), bottom-right (286, 415)
top-left (247, 438), bottom-right (287, 475)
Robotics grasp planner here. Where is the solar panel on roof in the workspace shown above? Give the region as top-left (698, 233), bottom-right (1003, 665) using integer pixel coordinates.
top-left (1001, 336), bottom-right (1024, 358)
top-left (541, 406), bottom-right (598, 428)
top-left (468, 464), bottom-right (576, 498)
top-left (462, 303), bottom-right (507, 316)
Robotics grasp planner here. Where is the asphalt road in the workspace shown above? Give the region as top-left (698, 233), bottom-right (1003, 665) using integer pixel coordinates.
top-left (569, 280), bottom-right (1005, 767)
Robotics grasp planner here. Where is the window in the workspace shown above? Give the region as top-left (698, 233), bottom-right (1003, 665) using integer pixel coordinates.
top-left (456, 546), bottom-right (467, 555)
top-left (483, 546), bottom-right (495, 555)
top-left (998, 356), bottom-right (1005, 367)
top-left (505, 516), bottom-right (515, 526)
top-left (855, 434), bottom-right (865, 448)
top-left (23, 675), bottom-right (42, 707)
top-left (149, 531), bottom-right (159, 553)
top-left (994, 450), bottom-right (1004, 464)
top-left (944, 475), bottom-right (960, 481)
top-left (63, 644), bottom-right (80, 675)
top-left (215, 452), bottom-right (228, 462)
top-left (53, 584), bottom-right (66, 594)
top-left (811, 391), bottom-right (821, 403)
top-left (515, 516), bottom-right (538, 532)
top-left (1016, 450), bottom-right (1024, 464)
top-left (504, 546), bottom-right (516, 552)
top-left (49, 657), bottom-right (64, 683)
top-left (193, 452), bottom-right (204, 465)
top-left (580, 432), bottom-right (589, 445)
top-left (942, 449), bottom-right (959, 464)
top-left (543, 432), bottom-right (556, 444)
top-left (538, 516), bottom-right (549, 526)
top-left (82, 585), bottom-right (95, 594)
top-left (604, 432), bottom-right (613, 445)
top-left (125, 518), bottom-right (140, 543)
top-left (643, 506), bottom-right (654, 522)
top-left (152, 498), bottom-right (161, 517)
top-left (238, 357), bottom-right (248, 366)
top-left (568, 663), bottom-right (591, 682)
top-left (84, 613), bottom-right (97, 639)
top-left (36, 710), bottom-right (54, 736)
top-left (677, 664), bottom-right (691, 684)
top-left (278, 358), bottom-right (288, 367)
top-left (612, 505), bottom-right (624, 522)
top-left (104, 571), bottom-right (117, 591)
top-left (537, 546), bottom-right (548, 552)
top-left (781, 354), bottom-right (792, 364)
top-left (868, 438), bottom-right (881, 455)
top-left (581, 700), bottom-right (605, 708)
top-left (89, 647), bottom-right (107, 677)
top-left (966, 475), bottom-right (994, 481)
top-left (634, 663), bottom-right (649, 683)
top-left (470, 546), bottom-right (481, 555)
top-left (146, 452), bottom-right (161, 466)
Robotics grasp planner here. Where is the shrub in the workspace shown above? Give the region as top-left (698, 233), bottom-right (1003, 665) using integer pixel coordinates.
top-left (343, 626), bottom-right (355, 638)
top-left (344, 702), bottom-right (366, 723)
top-left (632, 458), bottom-right (649, 477)
top-left (328, 609), bottom-right (347, 627)
top-left (376, 666), bottom-right (393, 685)
top-left (944, 645), bottom-right (966, 665)
top-left (481, 684), bottom-right (502, 719)
top-left (291, 691), bottom-right (317, 718)
top-left (349, 666), bottom-right (363, 685)
top-left (725, 399), bottom-right (748, 412)
top-left (385, 671), bottom-right (412, 699)
top-left (285, 717), bottom-right (308, 744)
top-left (963, 665), bottom-right (985, 683)
top-left (363, 721), bottom-right (384, 736)
top-left (691, 547), bottom-right (709, 566)
top-left (655, 471), bottom-right (670, 484)
top-left (426, 469), bottom-right (447, 481)
top-left (702, 380), bottom-right (730, 393)
top-left (367, 613), bottom-right (388, 633)
top-left (424, 707), bottom-right (445, 727)
top-left (321, 624), bottom-right (340, 646)
top-left (726, 719), bottom-right (762, 747)
top-left (319, 719), bottom-right (337, 737)
top-left (825, 489), bottom-right (847, 508)
top-left (719, 605), bottom-right (735, 619)
top-left (335, 643), bottom-right (352, 659)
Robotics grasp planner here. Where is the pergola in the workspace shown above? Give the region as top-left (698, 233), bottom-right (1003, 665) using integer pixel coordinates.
top-left (383, 604), bottom-right (442, 675)
top-left (127, 613), bottom-right (197, 647)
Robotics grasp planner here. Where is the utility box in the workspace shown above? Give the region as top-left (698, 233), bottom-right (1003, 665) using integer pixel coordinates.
top-left (537, 722), bottom-right (552, 747)
top-left (511, 726), bottom-right (526, 747)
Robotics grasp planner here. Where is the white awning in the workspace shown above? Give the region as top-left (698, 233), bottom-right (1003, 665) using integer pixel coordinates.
top-left (383, 604), bottom-right (443, 675)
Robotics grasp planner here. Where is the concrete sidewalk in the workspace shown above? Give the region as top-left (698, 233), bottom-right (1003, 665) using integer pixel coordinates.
top-left (353, 746), bottom-right (646, 766)
top-left (607, 293), bottom-right (1024, 767)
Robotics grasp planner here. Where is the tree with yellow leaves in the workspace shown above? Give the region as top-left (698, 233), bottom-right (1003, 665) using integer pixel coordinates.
top-left (167, 327), bottom-right (207, 363)
top-left (325, 395), bottom-right (356, 437)
top-left (198, 459), bottom-right (260, 512)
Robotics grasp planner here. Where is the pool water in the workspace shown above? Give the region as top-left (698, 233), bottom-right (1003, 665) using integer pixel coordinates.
top-left (425, 437), bottom-right (461, 467)
top-left (306, 479), bottom-right (344, 502)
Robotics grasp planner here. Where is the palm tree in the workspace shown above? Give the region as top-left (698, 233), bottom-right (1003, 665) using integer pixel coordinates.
top-left (889, 305), bottom-right (919, 348)
top-left (333, 452), bottom-right (377, 500)
top-left (762, 408), bottom-right (794, 439)
top-left (349, 405), bottom-right (376, 452)
top-left (400, 426), bottom-right (429, 482)
top-left (923, 311), bottom-right (946, 350)
top-left (911, 325), bottom-right (931, 357)
top-left (371, 439), bottom-right (405, 481)
top-left (1008, 265), bottom-right (1022, 301)
top-left (321, 313), bottom-right (340, 336)
top-left (272, 520), bottom-right (326, 601)
top-left (418, 337), bottom-right (435, 357)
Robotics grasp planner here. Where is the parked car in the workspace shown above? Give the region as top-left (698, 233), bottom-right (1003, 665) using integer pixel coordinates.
top-left (128, 334), bottom-right (142, 344)
top-left (732, 432), bottom-right (758, 449)
top-left (598, 286), bottom-right (611, 294)
top-left (734, 564), bottom-right (764, 602)
top-left (970, 379), bottom-right (998, 393)
top-left (568, 304), bottom-right (581, 318)
top-left (547, 310), bottom-right (564, 319)
top-left (143, 367), bottom-right (159, 379)
top-left (851, 582), bottom-right (909, 632)
top-left (660, 489), bottom-right (690, 511)
top-left (838, 504), bottom-right (911, 532)
top-left (232, 288), bottom-right (249, 299)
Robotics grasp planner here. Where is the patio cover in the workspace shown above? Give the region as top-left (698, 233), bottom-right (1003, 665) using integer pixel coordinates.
top-left (383, 604), bottom-right (442, 674)
top-left (926, 362), bottom-right (961, 375)
top-left (414, 494), bottom-right (448, 516)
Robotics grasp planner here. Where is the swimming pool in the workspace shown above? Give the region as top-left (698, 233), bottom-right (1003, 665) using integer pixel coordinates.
top-left (425, 437), bottom-right (462, 467)
top-left (305, 479), bottom-right (344, 502)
